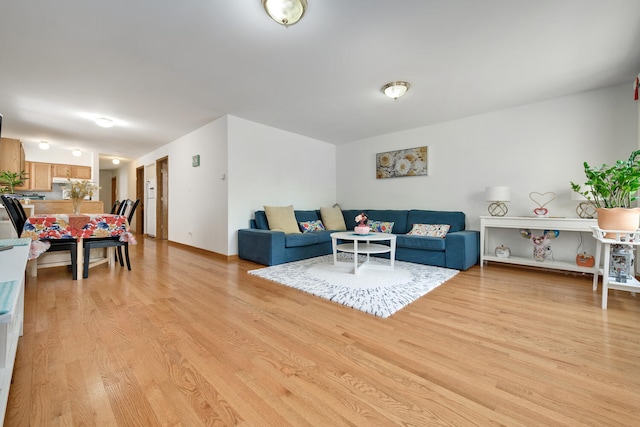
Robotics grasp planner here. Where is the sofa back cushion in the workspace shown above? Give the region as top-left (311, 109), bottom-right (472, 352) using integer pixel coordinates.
top-left (407, 210), bottom-right (466, 232)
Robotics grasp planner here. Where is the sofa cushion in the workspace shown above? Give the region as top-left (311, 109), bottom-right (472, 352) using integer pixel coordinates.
top-left (320, 206), bottom-right (347, 230)
top-left (264, 205), bottom-right (301, 234)
top-left (366, 210), bottom-right (409, 234)
top-left (254, 211), bottom-right (270, 230)
top-left (368, 220), bottom-right (394, 233)
top-left (407, 223), bottom-right (450, 238)
top-left (407, 210), bottom-right (465, 232)
top-left (299, 220), bottom-right (325, 233)
top-left (396, 235), bottom-right (446, 251)
top-left (285, 233), bottom-right (319, 248)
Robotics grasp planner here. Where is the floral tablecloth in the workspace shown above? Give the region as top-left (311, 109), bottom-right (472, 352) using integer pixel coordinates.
top-left (21, 214), bottom-right (136, 259)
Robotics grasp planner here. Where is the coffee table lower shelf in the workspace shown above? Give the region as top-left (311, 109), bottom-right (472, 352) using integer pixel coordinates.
top-left (335, 243), bottom-right (393, 274)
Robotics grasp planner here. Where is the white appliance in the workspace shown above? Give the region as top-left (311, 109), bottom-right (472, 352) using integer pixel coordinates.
top-left (146, 179), bottom-right (156, 237)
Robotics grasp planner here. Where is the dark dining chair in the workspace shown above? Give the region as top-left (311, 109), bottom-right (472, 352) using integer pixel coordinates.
top-left (109, 199), bottom-right (120, 214)
top-left (1, 195), bottom-right (78, 280)
top-left (82, 198), bottom-right (140, 278)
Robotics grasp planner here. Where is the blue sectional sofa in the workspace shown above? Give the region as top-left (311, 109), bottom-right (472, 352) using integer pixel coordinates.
top-left (238, 208), bottom-right (479, 270)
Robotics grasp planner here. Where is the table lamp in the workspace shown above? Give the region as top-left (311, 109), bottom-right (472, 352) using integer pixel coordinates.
top-left (485, 186), bottom-right (511, 216)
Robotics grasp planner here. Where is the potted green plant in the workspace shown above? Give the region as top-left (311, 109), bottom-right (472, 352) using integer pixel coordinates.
top-left (570, 149), bottom-right (640, 231)
top-left (0, 170), bottom-right (28, 194)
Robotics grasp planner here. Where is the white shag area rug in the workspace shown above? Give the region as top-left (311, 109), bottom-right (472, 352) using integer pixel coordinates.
top-left (248, 254), bottom-right (459, 318)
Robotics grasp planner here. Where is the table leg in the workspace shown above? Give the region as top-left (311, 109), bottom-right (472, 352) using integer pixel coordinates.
top-left (593, 240), bottom-right (601, 291)
top-left (27, 259), bottom-right (37, 277)
top-left (76, 238), bottom-right (83, 282)
top-left (390, 238), bottom-right (396, 270)
top-left (332, 236), bottom-right (337, 265)
top-left (601, 242), bottom-right (610, 309)
top-left (353, 240), bottom-right (359, 274)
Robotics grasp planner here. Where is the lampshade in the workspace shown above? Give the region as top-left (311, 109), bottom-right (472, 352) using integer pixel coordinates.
top-left (382, 81), bottom-right (410, 99)
top-left (262, 0), bottom-right (308, 26)
top-left (39, 141), bottom-right (50, 150)
top-left (485, 186), bottom-right (511, 202)
top-left (72, 149), bottom-right (82, 157)
top-left (112, 158), bottom-right (120, 165)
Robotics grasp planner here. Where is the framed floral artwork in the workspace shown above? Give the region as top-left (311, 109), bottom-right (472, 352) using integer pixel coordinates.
top-left (376, 146), bottom-right (428, 179)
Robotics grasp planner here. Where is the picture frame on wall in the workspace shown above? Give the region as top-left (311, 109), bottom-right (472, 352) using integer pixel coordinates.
top-left (376, 146), bottom-right (428, 179)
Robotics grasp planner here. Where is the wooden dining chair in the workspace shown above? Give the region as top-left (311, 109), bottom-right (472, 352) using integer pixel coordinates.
top-left (1, 195), bottom-right (78, 280)
top-left (82, 198), bottom-right (140, 278)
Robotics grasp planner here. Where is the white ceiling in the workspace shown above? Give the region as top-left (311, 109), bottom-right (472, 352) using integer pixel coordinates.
top-left (1, 1), bottom-right (639, 170)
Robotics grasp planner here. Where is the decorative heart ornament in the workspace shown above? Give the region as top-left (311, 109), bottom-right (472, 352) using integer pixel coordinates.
top-left (533, 207), bottom-right (549, 216)
top-left (529, 192), bottom-right (556, 209)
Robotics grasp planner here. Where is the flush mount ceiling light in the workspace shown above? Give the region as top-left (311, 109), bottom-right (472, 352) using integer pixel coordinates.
top-left (95, 117), bottom-right (114, 128)
top-left (381, 81), bottom-right (410, 99)
top-left (39, 141), bottom-right (50, 150)
top-left (112, 158), bottom-right (120, 165)
top-left (72, 149), bottom-right (82, 157)
top-left (262, 0), bottom-right (307, 26)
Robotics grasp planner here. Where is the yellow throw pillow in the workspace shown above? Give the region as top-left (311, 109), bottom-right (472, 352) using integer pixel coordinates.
top-left (264, 205), bottom-right (301, 234)
top-left (320, 206), bottom-right (347, 231)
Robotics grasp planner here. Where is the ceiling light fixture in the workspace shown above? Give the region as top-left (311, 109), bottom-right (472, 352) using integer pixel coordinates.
top-left (72, 149), bottom-right (82, 157)
top-left (262, 0), bottom-right (308, 26)
top-left (39, 141), bottom-right (50, 150)
top-left (381, 81), bottom-right (410, 99)
top-left (112, 158), bottom-right (120, 165)
top-left (95, 117), bottom-right (114, 128)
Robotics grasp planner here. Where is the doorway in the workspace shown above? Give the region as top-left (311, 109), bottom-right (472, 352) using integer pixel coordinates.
top-left (156, 156), bottom-right (169, 240)
top-left (135, 166), bottom-right (144, 234)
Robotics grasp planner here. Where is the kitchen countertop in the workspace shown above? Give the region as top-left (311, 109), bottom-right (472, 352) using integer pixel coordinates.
top-left (26, 200), bottom-right (105, 215)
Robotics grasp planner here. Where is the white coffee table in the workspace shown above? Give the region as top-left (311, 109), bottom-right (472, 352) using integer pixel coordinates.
top-left (330, 231), bottom-right (397, 274)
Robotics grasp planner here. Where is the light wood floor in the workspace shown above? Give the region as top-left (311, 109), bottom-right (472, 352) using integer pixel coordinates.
top-left (5, 237), bottom-right (640, 426)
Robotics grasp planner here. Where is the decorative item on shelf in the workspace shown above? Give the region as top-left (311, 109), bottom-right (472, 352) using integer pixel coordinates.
top-left (495, 245), bottom-right (511, 258)
top-left (575, 229), bottom-right (595, 267)
top-left (609, 244), bottom-right (634, 283)
top-left (570, 149), bottom-right (640, 233)
top-left (63, 178), bottom-right (99, 215)
top-left (571, 191), bottom-right (596, 218)
top-left (485, 186), bottom-right (510, 217)
top-left (576, 252), bottom-right (595, 267)
top-left (520, 229), bottom-right (559, 262)
top-left (529, 191), bottom-right (556, 217)
top-left (354, 212), bottom-right (370, 235)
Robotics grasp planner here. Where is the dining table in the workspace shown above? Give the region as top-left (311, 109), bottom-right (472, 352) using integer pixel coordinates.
top-left (21, 213), bottom-right (135, 281)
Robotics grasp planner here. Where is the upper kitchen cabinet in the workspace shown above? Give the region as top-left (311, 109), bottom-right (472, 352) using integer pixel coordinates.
top-left (0, 138), bottom-right (25, 174)
top-left (52, 164), bottom-right (91, 180)
top-left (16, 161), bottom-right (53, 192)
top-left (30, 162), bottom-right (53, 191)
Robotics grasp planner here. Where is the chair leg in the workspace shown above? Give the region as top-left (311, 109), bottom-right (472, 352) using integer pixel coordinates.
top-left (117, 246), bottom-right (124, 267)
top-left (83, 244), bottom-right (91, 279)
top-left (124, 243), bottom-right (131, 271)
top-left (70, 245), bottom-right (77, 281)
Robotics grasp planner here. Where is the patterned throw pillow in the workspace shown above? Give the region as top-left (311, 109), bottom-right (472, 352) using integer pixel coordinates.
top-left (368, 220), bottom-right (394, 233)
top-left (407, 223), bottom-right (450, 238)
top-left (299, 220), bottom-right (326, 233)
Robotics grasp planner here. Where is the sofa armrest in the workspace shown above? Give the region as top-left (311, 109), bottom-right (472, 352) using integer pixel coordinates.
top-left (444, 230), bottom-right (480, 270)
top-left (238, 229), bottom-right (286, 266)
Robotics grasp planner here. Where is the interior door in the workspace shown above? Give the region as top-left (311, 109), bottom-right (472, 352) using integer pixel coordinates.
top-left (156, 156), bottom-right (169, 240)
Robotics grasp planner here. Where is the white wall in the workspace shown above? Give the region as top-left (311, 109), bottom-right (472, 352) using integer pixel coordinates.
top-left (337, 83), bottom-right (638, 231)
top-left (227, 116), bottom-right (337, 255)
top-left (134, 117), bottom-right (229, 253)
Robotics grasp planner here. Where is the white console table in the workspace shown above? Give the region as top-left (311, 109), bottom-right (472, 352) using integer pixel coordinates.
top-left (480, 216), bottom-right (599, 275)
top-left (0, 238), bottom-right (30, 424)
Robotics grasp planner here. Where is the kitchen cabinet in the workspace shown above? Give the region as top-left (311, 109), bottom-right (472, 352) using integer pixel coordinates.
top-left (29, 162), bottom-right (53, 191)
top-left (16, 162), bottom-right (52, 192)
top-left (0, 138), bottom-right (25, 175)
top-left (52, 164), bottom-right (91, 180)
